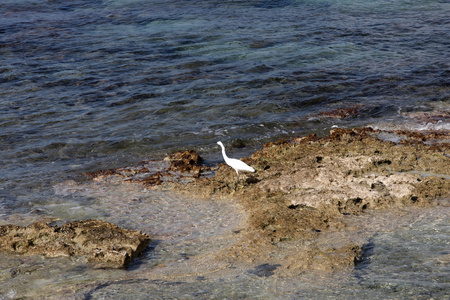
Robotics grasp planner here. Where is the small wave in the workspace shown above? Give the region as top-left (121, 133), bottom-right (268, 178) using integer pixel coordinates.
top-left (371, 120), bottom-right (450, 133)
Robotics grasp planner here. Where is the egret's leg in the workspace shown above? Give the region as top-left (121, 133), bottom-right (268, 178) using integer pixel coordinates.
top-left (230, 170), bottom-right (237, 191)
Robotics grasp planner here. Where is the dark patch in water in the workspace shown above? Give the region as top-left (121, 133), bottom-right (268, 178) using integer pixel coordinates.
top-left (249, 263), bottom-right (281, 277)
top-left (253, 0), bottom-right (294, 9)
top-left (355, 239), bottom-right (376, 270)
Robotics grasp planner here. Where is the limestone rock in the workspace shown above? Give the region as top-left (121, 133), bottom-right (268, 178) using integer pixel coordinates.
top-left (0, 219), bottom-right (150, 268)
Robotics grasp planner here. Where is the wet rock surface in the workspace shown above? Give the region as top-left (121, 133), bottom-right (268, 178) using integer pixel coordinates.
top-left (0, 220), bottom-right (150, 268)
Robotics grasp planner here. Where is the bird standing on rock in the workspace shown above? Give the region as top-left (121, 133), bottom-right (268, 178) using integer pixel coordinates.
top-left (217, 141), bottom-right (255, 182)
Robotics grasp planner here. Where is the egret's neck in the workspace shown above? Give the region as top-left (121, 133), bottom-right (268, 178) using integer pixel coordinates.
top-left (220, 144), bottom-right (229, 161)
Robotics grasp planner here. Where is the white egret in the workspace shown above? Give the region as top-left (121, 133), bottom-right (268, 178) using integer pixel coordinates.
top-left (217, 141), bottom-right (255, 181)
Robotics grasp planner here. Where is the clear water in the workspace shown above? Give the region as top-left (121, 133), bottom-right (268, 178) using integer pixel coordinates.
top-left (0, 0), bottom-right (449, 298)
top-left (0, 190), bottom-right (448, 299)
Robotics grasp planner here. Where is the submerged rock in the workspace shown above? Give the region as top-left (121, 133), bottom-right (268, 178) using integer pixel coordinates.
top-left (85, 150), bottom-right (208, 187)
top-left (316, 104), bottom-right (362, 119)
top-left (0, 220), bottom-right (150, 268)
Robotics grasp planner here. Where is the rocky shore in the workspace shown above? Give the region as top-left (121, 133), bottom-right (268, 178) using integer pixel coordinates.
top-left (84, 127), bottom-right (450, 275)
top-left (0, 127), bottom-right (448, 275)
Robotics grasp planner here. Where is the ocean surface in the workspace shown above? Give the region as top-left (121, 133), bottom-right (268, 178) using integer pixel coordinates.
top-left (0, 0), bottom-right (449, 298)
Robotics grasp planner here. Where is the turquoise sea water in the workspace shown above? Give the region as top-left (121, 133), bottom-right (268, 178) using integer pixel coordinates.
top-left (0, 0), bottom-right (449, 298)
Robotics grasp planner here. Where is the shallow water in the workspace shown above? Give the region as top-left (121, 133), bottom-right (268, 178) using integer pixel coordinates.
top-left (0, 185), bottom-right (448, 299)
top-left (1, 0), bottom-right (449, 298)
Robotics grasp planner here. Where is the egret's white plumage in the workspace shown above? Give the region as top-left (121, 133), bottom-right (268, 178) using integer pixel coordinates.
top-left (217, 141), bottom-right (255, 181)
